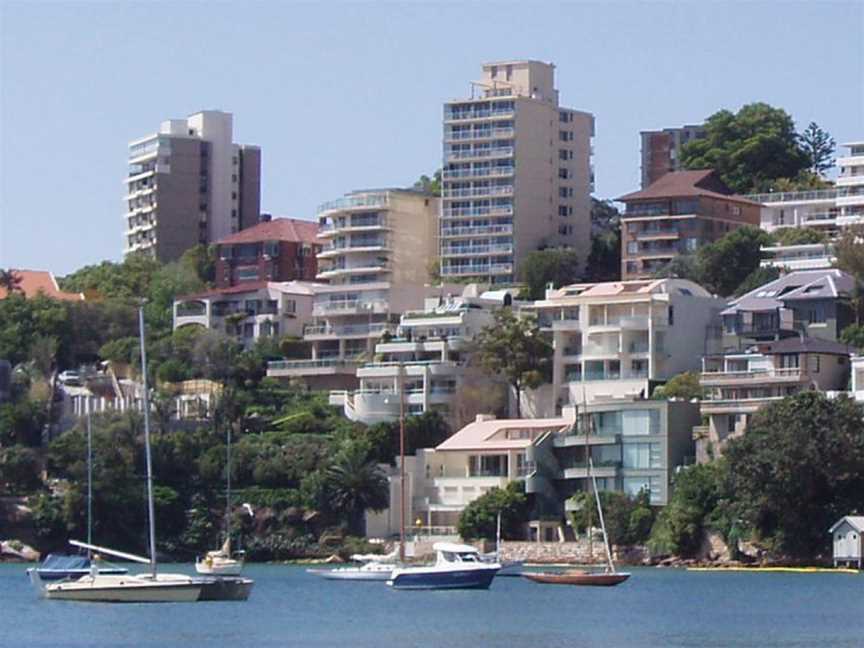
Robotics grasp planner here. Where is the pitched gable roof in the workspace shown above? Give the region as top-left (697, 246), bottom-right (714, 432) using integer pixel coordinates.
top-left (436, 416), bottom-right (572, 451)
top-left (829, 516), bottom-right (864, 533)
top-left (216, 218), bottom-right (320, 246)
top-left (617, 169), bottom-right (760, 206)
top-left (0, 269), bottom-right (84, 302)
top-left (721, 269), bottom-right (855, 315)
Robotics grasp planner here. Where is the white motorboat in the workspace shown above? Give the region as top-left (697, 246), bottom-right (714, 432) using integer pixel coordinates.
top-left (308, 549), bottom-right (399, 581)
top-left (387, 543), bottom-right (500, 590)
top-left (195, 538), bottom-right (244, 576)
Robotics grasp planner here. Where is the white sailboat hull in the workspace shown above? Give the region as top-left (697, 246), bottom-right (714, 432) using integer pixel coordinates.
top-left (31, 571), bottom-right (202, 603)
top-left (195, 557), bottom-right (244, 576)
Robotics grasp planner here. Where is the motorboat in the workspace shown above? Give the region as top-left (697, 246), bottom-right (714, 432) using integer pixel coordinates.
top-left (27, 553), bottom-right (127, 582)
top-left (482, 553), bottom-right (524, 577)
top-left (195, 538), bottom-right (244, 576)
top-left (308, 549), bottom-right (399, 581)
top-left (387, 543), bottom-right (500, 590)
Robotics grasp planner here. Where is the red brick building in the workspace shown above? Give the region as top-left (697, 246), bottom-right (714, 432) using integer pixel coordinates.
top-left (214, 217), bottom-right (321, 288)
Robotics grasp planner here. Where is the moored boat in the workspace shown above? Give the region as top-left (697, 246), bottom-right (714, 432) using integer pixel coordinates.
top-left (27, 553), bottom-right (127, 582)
top-left (30, 569), bottom-right (202, 603)
top-left (522, 569), bottom-right (630, 586)
top-left (387, 543), bottom-right (500, 590)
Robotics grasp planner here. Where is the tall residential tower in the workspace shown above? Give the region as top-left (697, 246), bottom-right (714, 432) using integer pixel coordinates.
top-left (124, 110), bottom-right (260, 262)
top-left (440, 61), bottom-right (594, 285)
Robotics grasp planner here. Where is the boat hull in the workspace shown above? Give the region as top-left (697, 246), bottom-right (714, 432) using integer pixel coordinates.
top-left (311, 568), bottom-right (392, 581)
top-left (195, 576), bottom-right (254, 601)
top-left (195, 560), bottom-right (243, 576)
top-left (522, 570), bottom-right (631, 587)
top-left (388, 566), bottom-right (499, 590)
top-left (27, 567), bottom-right (128, 581)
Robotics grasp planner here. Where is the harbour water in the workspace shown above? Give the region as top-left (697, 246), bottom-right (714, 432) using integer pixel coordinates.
top-left (3, 563), bottom-right (863, 647)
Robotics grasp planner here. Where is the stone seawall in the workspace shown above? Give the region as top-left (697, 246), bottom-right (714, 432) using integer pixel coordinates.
top-left (500, 541), bottom-right (649, 565)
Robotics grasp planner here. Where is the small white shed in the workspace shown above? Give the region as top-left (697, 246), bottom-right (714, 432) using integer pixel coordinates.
top-left (829, 516), bottom-right (864, 569)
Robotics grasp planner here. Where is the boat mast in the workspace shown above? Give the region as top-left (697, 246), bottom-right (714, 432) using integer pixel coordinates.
top-left (86, 413), bottom-right (93, 559)
top-left (582, 391), bottom-right (593, 563)
top-left (225, 421), bottom-right (233, 551)
top-left (138, 305), bottom-right (158, 578)
top-left (589, 459), bottom-right (616, 573)
top-left (398, 361), bottom-right (406, 564)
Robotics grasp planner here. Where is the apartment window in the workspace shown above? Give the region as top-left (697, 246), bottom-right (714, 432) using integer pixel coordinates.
top-left (559, 111), bottom-right (572, 123)
top-left (668, 306), bottom-right (674, 325)
top-left (626, 261), bottom-right (638, 275)
top-left (559, 130), bottom-right (573, 142)
top-left (559, 206), bottom-right (574, 217)
top-left (812, 355), bottom-right (821, 373)
top-left (232, 174), bottom-right (238, 182)
top-left (559, 149), bottom-right (569, 161)
top-left (469, 454), bottom-right (508, 477)
top-left (779, 354), bottom-right (800, 369)
top-left (806, 304), bottom-right (826, 324)
top-left (622, 410), bottom-right (660, 436)
top-left (685, 238), bottom-right (698, 251)
top-left (231, 192), bottom-right (238, 200)
top-left (627, 241), bottom-right (638, 255)
top-left (284, 299), bottom-right (296, 314)
top-left (559, 168), bottom-right (569, 179)
top-left (623, 443), bottom-right (661, 469)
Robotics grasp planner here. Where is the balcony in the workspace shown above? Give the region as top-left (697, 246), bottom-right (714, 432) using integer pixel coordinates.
top-left (700, 367), bottom-right (805, 387)
top-left (443, 107), bottom-right (515, 122)
top-left (441, 244), bottom-right (513, 257)
top-left (442, 205), bottom-right (514, 218)
top-left (581, 343), bottom-right (620, 358)
top-left (317, 192), bottom-right (389, 215)
top-left (745, 188), bottom-right (848, 205)
top-left (303, 322), bottom-right (390, 339)
top-left (441, 263), bottom-right (513, 277)
top-left (445, 147), bottom-right (514, 162)
top-left (441, 186), bottom-right (514, 199)
top-left (317, 242), bottom-right (388, 259)
top-left (440, 224), bottom-right (513, 238)
top-left (444, 127), bottom-right (515, 142)
top-left (267, 358), bottom-right (362, 377)
top-left (636, 227), bottom-right (680, 240)
top-left (316, 264), bottom-right (390, 280)
top-left (561, 462), bottom-right (621, 480)
top-left (442, 167), bottom-right (515, 180)
top-left (312, 300), bottom-right (389, 317)
top-left (699, 395), bottom-right (787, 414)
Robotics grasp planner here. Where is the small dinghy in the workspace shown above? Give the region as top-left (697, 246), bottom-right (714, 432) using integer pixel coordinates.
top-left (522, 569), bottom-right (630, 586)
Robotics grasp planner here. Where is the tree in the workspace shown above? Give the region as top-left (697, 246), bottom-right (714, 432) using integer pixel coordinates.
top-left (799, 122), bottom-right (836, 176)
top-left (652, 371), bottom-right (704, 400)
top-left (323, 440), bottom-right (389, 535)
top-left (475, 309), bottom-right (553, 418)
top-left (412, 170), bottom-right (441, 197)
top-left (834, 224), bottom-right (864, 282)
top-left (732, 266), bottom-right (781, 298)
top-left (771, 227), bottom-right (826, 247)
top-left (724, 392), bottom-right (864, 558)
top-left (839, 324), bottom-right (864, 350)
top-left (0, 446), bottom-right (42, 493)
top-left (520, 249), bottom-right (582, 300)
top-left (680, 103), bottom-right (809, 194)
top-left (583, 200), bottom-right (621, 283)
top-left (568, 489), bottom-right (655, 546)
top-left (457, 481), bottom-right (528, 541)
top-left (697, 227), bottom-right (772, 296)
top-left (0, 269), bottom-right (23, 295)
top-left (653, 255), bottom-right (702, 283)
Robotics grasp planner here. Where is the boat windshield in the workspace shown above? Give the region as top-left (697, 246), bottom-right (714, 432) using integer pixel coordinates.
top-left (441, 551), bottom-right (480, 563)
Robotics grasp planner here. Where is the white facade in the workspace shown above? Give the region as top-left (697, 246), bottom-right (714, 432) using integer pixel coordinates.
top-left (760, 243), bottom-right (836, 271)
top-left (440, 61), bottom-right (594, 284)
top-left (329, 288), bottom-right (505, 425)
top-left (530, 279), bottom-right (725, 408)
top-left (173, 281), bottom-right (323, 347)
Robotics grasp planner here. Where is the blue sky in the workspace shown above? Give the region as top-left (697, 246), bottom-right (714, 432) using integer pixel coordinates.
top-left (1, 1), bottom-right (862, 275)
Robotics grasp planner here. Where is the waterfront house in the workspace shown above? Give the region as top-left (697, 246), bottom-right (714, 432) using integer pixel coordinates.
top-left (830, 516), bottom-right (864, 569)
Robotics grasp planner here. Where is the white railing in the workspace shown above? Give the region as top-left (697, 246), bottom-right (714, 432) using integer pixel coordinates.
top-left (442, 167), bottom-right (515, 180)
top-left (441, 224), bottom-right (513, 237)
top-left (441, 186), bottom-right (513, 199)
top-left (317, 193), bottom-right (389, 214)
top-left (442, 205), bottom-right (514, 218)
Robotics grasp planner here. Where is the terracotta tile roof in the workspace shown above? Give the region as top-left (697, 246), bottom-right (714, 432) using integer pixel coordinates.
top-left (617, 169), bottom-right (761, 206)
top-left (216, 218), bottom-right (320, 246)
top-left (0, 269), bottom-right (84, 301)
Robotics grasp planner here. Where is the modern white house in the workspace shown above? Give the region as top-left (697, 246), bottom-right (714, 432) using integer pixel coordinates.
top-left (173, 281), bottom-right (324, 347)
top-left (328, 286), bottom-right (509, 426)
top-left (830, 516), bottom-right (864, 569)
top-left (529, 278), bottom-right (725, 409)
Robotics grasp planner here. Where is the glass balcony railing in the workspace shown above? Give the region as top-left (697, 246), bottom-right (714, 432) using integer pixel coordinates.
top-left (442, 205), bottom-right (514, 218)
top-left (442, 167), bottom-right (515, 179)
top-left (317, 192), bottom-right (389, 214)
top-left (440, 224), bottom-right (513, 237)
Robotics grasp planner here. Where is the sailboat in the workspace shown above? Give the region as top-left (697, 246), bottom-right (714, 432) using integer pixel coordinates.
top-left (27, 414), bottom-right (128, 582)
top-left (196, 422), bottom-right (245, 576)
top-left (30, 307), bottom-right (210, 602)
top-left (523, 401), bottom-right (630, 587)
top-left (387, 364), bottom-right (501, 590)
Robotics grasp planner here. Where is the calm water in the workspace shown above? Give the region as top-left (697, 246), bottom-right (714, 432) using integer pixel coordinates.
top-left (2, 563), bottom-right (863, 647)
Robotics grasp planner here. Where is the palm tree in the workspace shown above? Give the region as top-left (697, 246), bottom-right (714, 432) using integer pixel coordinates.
top-left (0, 269), bottom-right (23, 296)
top-left (324, 441), bottom-right (389, 536)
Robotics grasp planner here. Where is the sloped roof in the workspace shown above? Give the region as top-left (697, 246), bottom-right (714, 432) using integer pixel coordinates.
top-left (617, 169), bottom-right (760, 206)
top-left (0, 269), bottom-right (84, 301)
top-left (215, 218), bottom-right (320, 246)
top-left (721, 269), bottom-right (854, 315)
top-left (537, 278), bottom-right (712, 304)
top-left (436, 416), bottom-right (571, 451)
top-left (829, 516), bottom-right (864, 533)
top-left (760, 337), bottom-right (854, 356)
top-left (177, 280), bottom-right (325, 301)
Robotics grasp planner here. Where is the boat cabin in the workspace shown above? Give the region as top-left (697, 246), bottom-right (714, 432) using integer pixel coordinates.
top-left (434, 542), bottom-right (481, 565)
top-left (829, 515), bottom-right (864, 569)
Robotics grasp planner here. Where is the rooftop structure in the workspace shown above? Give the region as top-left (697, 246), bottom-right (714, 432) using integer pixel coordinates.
top-left (0, 270), bottom-right (84, 301)
top-left (617, 170), bottom-right (761, 279)
top-left (214, 217), bottom-right (321, 287)
top-left (440, 60), bottom-right (594, 284)
top-left (124, 110), bottom-right (260, 262)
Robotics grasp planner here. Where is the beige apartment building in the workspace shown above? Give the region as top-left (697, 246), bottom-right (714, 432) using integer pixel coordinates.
top-left (440, 61), bottom-right (595, 285)
top-left (124, 110), bottom-right (260, 262)
top-left (267, 189), bottom-right (440, 389)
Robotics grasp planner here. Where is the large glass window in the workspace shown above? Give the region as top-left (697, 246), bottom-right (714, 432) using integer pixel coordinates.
top-left (622, 442), bottom-right (662, 468)
top-left (468, 454), bottom-right (508, 477)
top-left (623, 476), bottom-right (661, 503)
top-left (621, 409), bottom-right (660, 436)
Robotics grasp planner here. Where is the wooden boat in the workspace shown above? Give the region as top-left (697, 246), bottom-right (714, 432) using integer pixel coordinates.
top-left (522, 569), bottom-right (630, 586)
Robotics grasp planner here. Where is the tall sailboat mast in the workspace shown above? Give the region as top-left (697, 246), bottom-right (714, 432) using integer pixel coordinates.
top-left (225, 421), bottom-right (233, 549)
top-left (86, 413), bottom-right (93, 558)
top-left (138, 305), bottom-right (158, 578)
top-left (398, 362), bottom-right (406, 564)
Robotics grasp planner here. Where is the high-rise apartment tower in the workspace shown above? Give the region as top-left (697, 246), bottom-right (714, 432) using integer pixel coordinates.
top-left (440, 61), bottom-right (594, 285)
top-left (640, 124), bottom-right (705, 188)
top-left (124, 110), bottom-right (260, 262)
